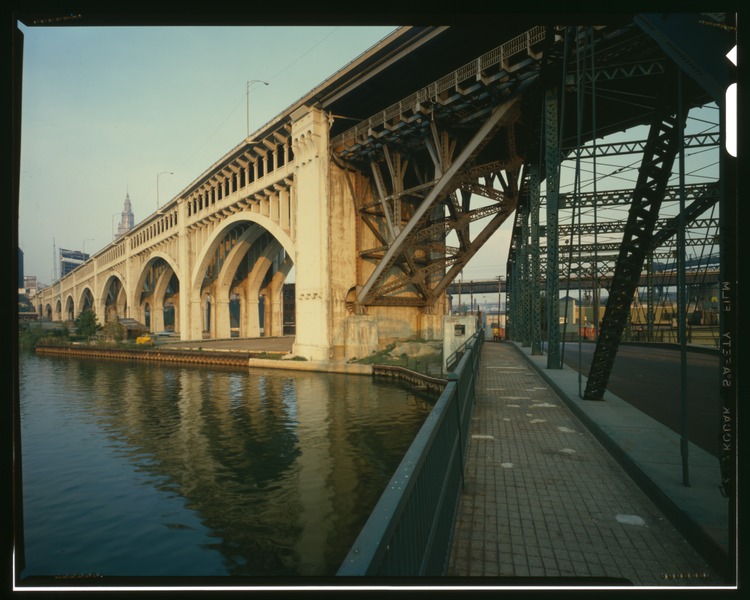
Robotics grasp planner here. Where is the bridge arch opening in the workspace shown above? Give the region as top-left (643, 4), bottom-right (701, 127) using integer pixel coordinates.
top-left (98, 275), bottom-right (127, 324)
top-left (65, 295), bottom-right (75, 322)
top-left (78, 287), bottom-right (95, 317)
top-left (190, 214), bottom-right (295, 341)
top-left (134, 254), bottom-right (180, 334)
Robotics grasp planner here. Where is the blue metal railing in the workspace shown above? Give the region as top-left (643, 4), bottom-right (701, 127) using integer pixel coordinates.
top-left (445, 335), bottom-right (472, 373)
top-left (337, 328), bottom-right (484, 576)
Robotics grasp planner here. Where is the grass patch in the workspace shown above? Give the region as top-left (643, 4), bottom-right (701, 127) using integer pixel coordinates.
top-left (350, 343), bottom-right (397, 365)
top-left (249, 352), bottom-right (284, 360)
top-left (248, 353), bottom-right (308, 361)
top-left (350, 343), bottom-right (442, 376)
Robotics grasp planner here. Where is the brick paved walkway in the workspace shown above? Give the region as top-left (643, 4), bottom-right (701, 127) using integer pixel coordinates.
top-left (446, 342), bottom-right (725, 587)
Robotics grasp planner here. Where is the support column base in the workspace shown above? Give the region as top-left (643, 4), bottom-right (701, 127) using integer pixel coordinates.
top-left (292, 342), bottom-right (332, 363)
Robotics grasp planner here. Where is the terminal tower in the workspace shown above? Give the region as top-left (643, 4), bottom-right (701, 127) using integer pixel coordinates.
top-left (116, 192), bottom-right (135, 237)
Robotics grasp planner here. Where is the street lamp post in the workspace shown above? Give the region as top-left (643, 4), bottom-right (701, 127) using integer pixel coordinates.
top-left (246, 80), bottom-right (269, 138)
top-left (157, 171), bottom-right (173, 209)
top-left (82, 238), bottom-right (94, 255)
top-left (458, 273), bottom-right (462, 316)
top-left (498, 275), bottom-right (502, 325)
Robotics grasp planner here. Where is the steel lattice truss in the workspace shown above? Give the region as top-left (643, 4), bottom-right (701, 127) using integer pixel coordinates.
top-left (353, 100), bottom-right (526, 307)
top-left (330, 20), bottom-right (723, 313)
top-left (331, 26), bottom-right (556, 308)
top-left (583, 73), bottom-right (687, 400)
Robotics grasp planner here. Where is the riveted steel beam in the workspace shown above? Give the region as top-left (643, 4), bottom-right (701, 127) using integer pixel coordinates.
top-left (529, 163), bottom-right (543, 355)
top-left (544, 87), bottom-right (562, 369)
top-left (564, 132), bottom-right (718, 158)
top-left (584, 72), bottom-right (687, 400)
top-left (357, 97), bottom-right (522, 305)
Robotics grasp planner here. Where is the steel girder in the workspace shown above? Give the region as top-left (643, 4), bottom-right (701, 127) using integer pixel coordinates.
top-left (506, 256), bottom-right (517, 341)
top-left (555, 181), bottom-right (718, 210)
top-left (544, 87), bottom-right (562, 369)
top-left (518, 179), bottom-right (531, 346)
top-left (529, 162), bottom-right (543, 355)
top-left (583, 73), bottom-right (687, 400)
top-left (551, 215), bottom-right (718, 239)
top-left (356, 97), bottom-right (525, 307)
top-left (564, 132), bottom-right (718, 159)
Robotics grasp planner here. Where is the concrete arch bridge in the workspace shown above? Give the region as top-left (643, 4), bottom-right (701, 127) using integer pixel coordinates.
top-left (36, 16), bottom-right (734, 365)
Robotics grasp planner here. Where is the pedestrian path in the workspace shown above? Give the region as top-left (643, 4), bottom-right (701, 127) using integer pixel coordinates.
top-left (446, 342), bottom-right (730, 587)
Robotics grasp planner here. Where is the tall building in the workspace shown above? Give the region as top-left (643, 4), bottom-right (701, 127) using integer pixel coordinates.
top-left (60, 248), bottom-right (89, 277)
top-left (116, 192), bottom-right (135, 237)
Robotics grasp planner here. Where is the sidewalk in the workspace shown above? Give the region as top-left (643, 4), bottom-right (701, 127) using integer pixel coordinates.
top-left (446, 341), bottom-right (732, 587)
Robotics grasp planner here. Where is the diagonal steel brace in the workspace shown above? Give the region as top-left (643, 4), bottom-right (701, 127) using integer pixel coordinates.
top-left (357, 97), bottom-right (521, 304)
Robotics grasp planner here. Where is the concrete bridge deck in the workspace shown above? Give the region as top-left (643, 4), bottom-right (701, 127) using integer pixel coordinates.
top-left (447, 341), bottom-right (731, 587)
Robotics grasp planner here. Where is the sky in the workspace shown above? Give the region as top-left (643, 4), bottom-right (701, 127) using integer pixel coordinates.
top-left (16, 19), bottom-right (722, 306)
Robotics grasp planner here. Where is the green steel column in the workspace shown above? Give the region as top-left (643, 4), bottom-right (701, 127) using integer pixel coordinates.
top-left (544, 88), bottom-right (561, 369)
top-left (510, 261), bottom-right (520, 342)
top-left (676, 72), bottom-right (689, 487)
top-left (507, 261), bottom-right (515, 341)
top-left (646, 252), bottom-right (654, 342)
top-left (520, 197), bottom-right (531, 347)
top-left (530, 162), bottom-right (543, 355)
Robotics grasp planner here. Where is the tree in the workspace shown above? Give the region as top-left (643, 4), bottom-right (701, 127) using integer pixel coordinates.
top-left (102, 318), bottom-right (126, 341)
top-left (74, 309), bottom-right (100, 338)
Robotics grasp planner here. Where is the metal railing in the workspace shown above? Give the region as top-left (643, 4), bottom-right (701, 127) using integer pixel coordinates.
top-left (331, 26), bottom-right (547, 152)
top-left (445, 335), bottom-right (473, 373)
top-left (337, 328), bottom-right (484, 576)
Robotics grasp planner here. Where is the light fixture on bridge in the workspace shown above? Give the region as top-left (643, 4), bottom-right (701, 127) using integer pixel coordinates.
top-left (246, 80), bottom-right (269, 139)
top-left (157, 171), bottom-right (174, 209)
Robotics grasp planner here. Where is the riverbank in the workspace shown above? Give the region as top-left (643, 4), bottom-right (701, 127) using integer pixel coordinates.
top-left (34, 343), bottom-right (446, 392)
top-left (34, 344), bottom-right (371, 375)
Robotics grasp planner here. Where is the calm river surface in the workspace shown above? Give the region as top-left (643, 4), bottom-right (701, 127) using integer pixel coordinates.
top-left (17, 352), bottom-right (435, 579)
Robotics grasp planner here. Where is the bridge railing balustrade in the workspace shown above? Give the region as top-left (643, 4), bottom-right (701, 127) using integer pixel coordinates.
top-left (184, 161), bottom-right (294, 228)
top-left (337, 328), bottom-right (484, 577)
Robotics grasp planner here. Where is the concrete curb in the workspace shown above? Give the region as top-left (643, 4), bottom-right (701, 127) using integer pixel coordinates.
top-left (247, 358), bottom-right (373, 375)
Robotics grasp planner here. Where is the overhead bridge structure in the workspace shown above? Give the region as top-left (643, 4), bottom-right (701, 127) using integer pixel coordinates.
top-left (34, 15), bottom-right (735, 392)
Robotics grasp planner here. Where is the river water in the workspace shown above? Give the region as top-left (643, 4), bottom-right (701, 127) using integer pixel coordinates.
top-left (17, 352), bottom-right (435, 580)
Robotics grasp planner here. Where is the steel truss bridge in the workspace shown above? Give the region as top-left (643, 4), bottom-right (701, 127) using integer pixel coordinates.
top-left (327, 15), bottom-right (733, 397)
top-left (325, 14), bottom-right (735, 501)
